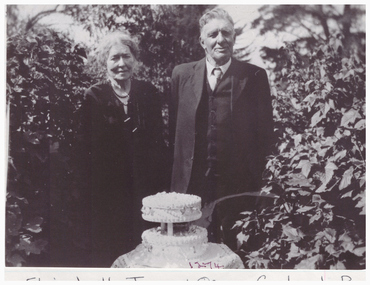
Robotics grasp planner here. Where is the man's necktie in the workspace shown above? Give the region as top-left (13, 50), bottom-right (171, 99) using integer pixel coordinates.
top-left (211, 67), bottom-right (223, 90)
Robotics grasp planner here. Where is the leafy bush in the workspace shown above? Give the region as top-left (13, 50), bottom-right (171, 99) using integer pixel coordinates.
top-left (234, 36), bottom-right (365, 269)
top-left (6, 29), bottom-right (92, 266)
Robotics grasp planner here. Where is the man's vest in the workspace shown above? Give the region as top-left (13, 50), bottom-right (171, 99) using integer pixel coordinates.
top-left (187, 71), bottom-right (234, 202)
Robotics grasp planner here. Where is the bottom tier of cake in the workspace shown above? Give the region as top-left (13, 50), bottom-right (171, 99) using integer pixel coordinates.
top-left (141, 225), bottom-right (208, 259)
top-left (111, 243), bottom-right (244, 269)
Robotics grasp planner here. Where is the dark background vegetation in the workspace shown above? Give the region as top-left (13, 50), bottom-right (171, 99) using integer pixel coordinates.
top-left (6, 5), bottom-right (365, 268)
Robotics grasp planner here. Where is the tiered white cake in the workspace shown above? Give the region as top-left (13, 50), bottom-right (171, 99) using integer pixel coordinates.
top-left (141, 192), bottom-right (208, 260)
top-left (111, 192), bottom-right (244, 269)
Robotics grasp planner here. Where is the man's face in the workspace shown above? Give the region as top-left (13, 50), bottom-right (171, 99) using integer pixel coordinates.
top-left (200, 18), bottom-right (235, 66)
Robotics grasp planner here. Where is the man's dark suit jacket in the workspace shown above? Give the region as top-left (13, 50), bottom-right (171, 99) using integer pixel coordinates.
top-left (169, 57), bottom-right (274, 199)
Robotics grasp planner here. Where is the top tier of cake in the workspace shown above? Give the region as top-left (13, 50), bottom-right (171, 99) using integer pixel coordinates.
top-left (141, 192), bottom-right (202, 223)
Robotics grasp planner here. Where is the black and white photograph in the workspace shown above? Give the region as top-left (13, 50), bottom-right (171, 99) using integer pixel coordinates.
top-left (3, 2), bottom-right (366, 281)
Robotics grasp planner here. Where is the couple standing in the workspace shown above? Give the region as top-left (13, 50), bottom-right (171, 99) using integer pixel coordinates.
top-left (80, 7), bottom-right (274, 267)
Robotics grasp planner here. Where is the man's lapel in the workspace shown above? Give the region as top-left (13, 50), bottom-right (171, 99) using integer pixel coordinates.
top-left (229, 58), bottom-right (248, 107)
top-left (191, 58), bottom-right (206, 109)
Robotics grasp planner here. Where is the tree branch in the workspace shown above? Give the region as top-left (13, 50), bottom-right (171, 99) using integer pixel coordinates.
top-left (25, 5), bottom-right (61, 31)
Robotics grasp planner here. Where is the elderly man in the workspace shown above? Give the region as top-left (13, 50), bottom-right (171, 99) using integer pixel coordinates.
top-left (169, 7), bottom-right (274, 249)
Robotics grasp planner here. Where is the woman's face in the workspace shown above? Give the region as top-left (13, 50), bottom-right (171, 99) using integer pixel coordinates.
top-left (106, 43), bottom-right (137, 83)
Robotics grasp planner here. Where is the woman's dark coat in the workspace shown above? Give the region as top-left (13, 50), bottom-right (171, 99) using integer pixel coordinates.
top-left (78, 79), bottom-right (168, 267)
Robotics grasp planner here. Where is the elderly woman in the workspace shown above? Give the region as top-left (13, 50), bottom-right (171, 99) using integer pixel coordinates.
top-left (79, 30), bottom-right (168, 267)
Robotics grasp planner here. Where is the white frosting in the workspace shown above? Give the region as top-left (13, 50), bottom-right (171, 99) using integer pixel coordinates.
top-left (141, 192), bottom-right (202, 223)
top-left (142, 225), bottom-right (208, 259)
top-left (112, 243), bottom-right (245, 269)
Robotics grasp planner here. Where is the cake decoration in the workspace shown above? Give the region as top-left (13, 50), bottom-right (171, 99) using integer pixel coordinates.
top-left (111, 191), bottom-right (244, 269)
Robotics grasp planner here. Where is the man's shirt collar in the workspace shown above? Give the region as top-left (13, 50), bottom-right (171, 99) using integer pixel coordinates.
top-left (206, 58), bottom-right (232, 77)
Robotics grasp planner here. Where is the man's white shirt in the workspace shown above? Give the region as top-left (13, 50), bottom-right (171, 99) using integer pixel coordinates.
top-left (206, 58), bottom-right (231, 91)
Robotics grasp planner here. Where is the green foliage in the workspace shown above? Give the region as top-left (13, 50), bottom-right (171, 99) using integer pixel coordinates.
top-left (234, 36), bottom-right (365, 269)
top-left (6, 29), bottom-right (92, 266)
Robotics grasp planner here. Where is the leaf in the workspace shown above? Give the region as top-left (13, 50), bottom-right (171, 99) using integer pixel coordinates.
top-left (354, 191), bottom-right (365, 215)
top-left (311, 110), bottom-right (323, 127)
top-left (339, 166), bottom-right (354, 190)
top-left (325, 244), bottom-right (339, 257)
top-left (323, 102), bottom-right (331, 116)
top-left (320, 66), bottom-right (326, 78)
top-left (236, 232), bottom-right (249, 249)
top-left (294, 134), bottom-right (302, 147)
top-left (315, 183), bottom-right (328, 193)
top-left (353, 247), bottom-right (366, 257)
top-left (264, 219), bottom-right (275, 229)
top-left (341, 239), bottom-right (355, 252)
top-left (324, 82), bottom-right (333, 93)
top-left (338, 233), bottom-right (351, 242)
top-left (296, 159), bottom-right (311, 176)
top-left (286, 173), bottom-right (312, 187)
top-left (303, 94), bottom-right (316, 111)
top-left (312, 194), bottom-right (324, 204)
top-left (240, 211), bottom-right (253, 216)
top-left (317, 145), bottom-right (328, 156)
top-left (309, 211), bottom-right (322, 224)
top-left (283, 202), bottom-right (293, 213)
top-left (278, 141), bottom-right (288, 152)
top-left (6, 253), bottom-right (25, 267)
top-left (234, 220), bottom-right (243, 228)
top-left (287, 243), bottom-right (302, 261)
top-left (333, 150), bottom-right (347, 161)
top-left (295, 254), bottom-right (322, 269)
top-left (341, 110), bottom-right (359, 127)
top-left (323, 228), bottom-right (336, 243)
top-left (325, 162), bottom-right (337, 184)
top-left (328, 99), bottom-right (335, 109)
top-left (301, 161), bottom-right (312, 178)
top-left (359, 176), bottom-right (365, 188)
top-left (324, 136), bottom-right (337, 146)
top-left (16, 237), bottom-right (48, 256)
top-left (304, 80), bottom-right (314, 92)
top-left (24, 216), bottom-right (44, 233)
top-left (316, 127), bottom-right (325, 137)
top-left (291, 97), bottom-right (301, 109)
top-left (282, 224), bottom-right (304, 242)
top-left (260, 185), bottom-right (272, 195)
top-left (298, 189), bottom-right (311, 196)
top-left (341, 190), bottom-right (353, 198)
top-left (296, 205), bottom-right (316, 213)
top-left (354, 119), bottom-right (365, 130)
top-left (338, 233), bottom-right (355, 252)
top-left (330, 261), bottom-right (346, 270)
